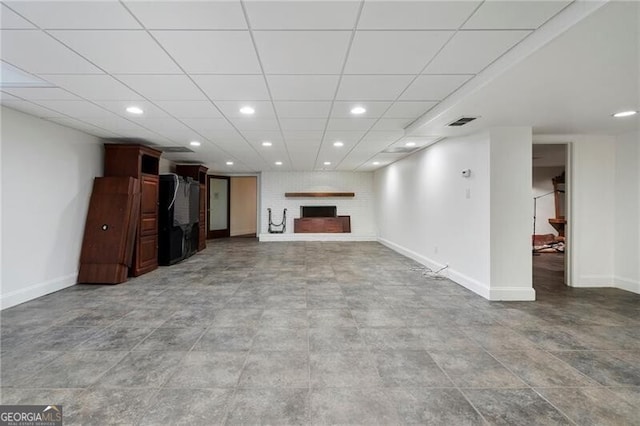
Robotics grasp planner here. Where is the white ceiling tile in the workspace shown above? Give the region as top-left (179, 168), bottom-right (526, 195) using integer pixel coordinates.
top-left (31, 100), bottom-right (114, 118)
top-left (254, 31), bottom-right (351, 74)
top-left (153, 101), bottom-right (222, 119)
top-left (1, 30), bottom-right (102, 74)
top-left (268, 75), bottom-right (339, 101)
top-left (1, 4), bottom-right (35, 29)
top-left (152, 31), bottom-right (261, 74)
top-left (279, 118), bottom-right (326, 131)
top-left (192, 75), bottom-right (270, 101)
top-left (369, 118), bottom-right (411, 131)
top-left (323, 130), bottom-right (368, 145)
top-left (326, 118), bottom-right (376, 131)
top-left (424, 30), bottom-right (531, 74)
top-left (46, 117), bottom-right (122, 138)
top-left (130, 117), bottom-right (201, 142)
top-left (282, 130), bottom-right (323, 143)
top-left (0, 92), bottom-right (20, 101)
top-left (345, 31), bottom-right (452, 74)
top-left (229, 117), bottom-right (280, 131)
top-left (288, 151), bottom-right (316, 171)
top-left (463, 1), bottom-right (572, 30)
top-left (50, 30), bottom-right (181, 74)
top-left (95, 100), bottom-right (171, 119)
top-left (385, 101), bottom-right (437, 119)
top-left (359, 131), bottom-right (404, 149)
top-left (1, 100), bottom-right (66, 117)
top-left (244, 1), bottom-right (360, 30)
top-left (274, 101), bottom-right (332, 118)
top-left (214, 101), bottom-right (275, 118)
top-left (400, 75), bottom-right (472, 101)
top-left (239, 131), bottom-right (284, 145)
top-left (115, 74), bottom-right (205, 101)
top-left (203, 130), bottom-right (246, 144)
top-left (5, 1), bottom-right (141, 29)
top-left (124, 1), bottom-right (247, 30)
top-left (358, 1), bottom-right (481, 30)
top-left (181, 118), bottom-right (236, 133)
top-left (39, 74), bottom-right (144, 101)
top-left (336, 75), bottom-right (413, 101)
top-left (2, 87), bottom-right (79, 100)
top-left (331, 101), bottom-right (391, 118)
top-left (79, 115), bottom-right (150, 132)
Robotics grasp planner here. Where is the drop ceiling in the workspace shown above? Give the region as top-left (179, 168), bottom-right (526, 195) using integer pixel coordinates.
top-left (2, 0), bottom-right (629, 173)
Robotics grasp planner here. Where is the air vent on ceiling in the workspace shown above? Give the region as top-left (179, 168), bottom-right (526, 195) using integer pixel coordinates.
top-left (382, 146), bottom-right (419, 154)
top-left (162, 146), bottom-right (194, 153)
top-left (448, 116), bottom-right (478, 127)
top-left (105, 137), bottom-right (159, 146)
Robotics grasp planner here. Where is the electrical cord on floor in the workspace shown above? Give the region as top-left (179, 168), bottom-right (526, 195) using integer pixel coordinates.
top-left (410, 264), bottom-right (449, 280)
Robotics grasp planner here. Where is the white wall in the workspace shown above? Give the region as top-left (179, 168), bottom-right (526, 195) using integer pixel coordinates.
top-left (533, 166), bottom-right (565, 236)
top-left (375, 128), bottom-right (534, 301)
top-left (613, 130), bottom-right (640, 293)
top-left (1, 107), bottom-right (103, 309)
top-left (488, 128), bottom-right (534, 300)
top-left (259, 171), bottom-right (375, 241)
top-left (375, 132), bottom-right (492, 292)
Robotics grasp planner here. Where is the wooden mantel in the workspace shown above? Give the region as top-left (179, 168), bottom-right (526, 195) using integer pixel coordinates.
top-left (285, 192), bottom-right (355, 198)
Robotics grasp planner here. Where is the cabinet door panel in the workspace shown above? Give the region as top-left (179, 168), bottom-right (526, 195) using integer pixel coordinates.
top-left (141, 175), bottom-right (159, 215)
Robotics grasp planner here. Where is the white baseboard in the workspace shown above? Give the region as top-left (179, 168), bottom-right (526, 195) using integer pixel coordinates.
top-left (573, 275), bottom-right (613, 287)
top-left (613, 276), bottom-right (640, 294)
top-left (489, 286), bottom-right (536, 301)
top-left (378, 237), bottom-right (522, 301)
top-left (259, 233), bottom-right (377, 242)
top-left (1, 273), bottom-right (77, 310)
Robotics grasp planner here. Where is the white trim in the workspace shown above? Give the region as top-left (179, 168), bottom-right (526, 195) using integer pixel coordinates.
top-left (259, 233), bottom-right (377, 242)
top-left (1, 273), bottom-right (77, 310)
top-left (489, 286), bottom-right (536, 301)
top-left (573, 274), bottom-right (613, 287)
top-left (613, 276), bottom-right (640, 294)
top-left (378, 237), bottom-right (493, 300)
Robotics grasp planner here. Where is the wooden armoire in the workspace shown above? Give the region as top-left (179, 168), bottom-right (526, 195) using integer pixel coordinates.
top-left (175, 164), bottom-right (208, 251)
top-left (104, 144), bottom-right (162, 276)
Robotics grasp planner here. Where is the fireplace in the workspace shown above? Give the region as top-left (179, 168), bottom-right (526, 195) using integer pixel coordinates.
top-left (300, 205), bottom-right (337, 218)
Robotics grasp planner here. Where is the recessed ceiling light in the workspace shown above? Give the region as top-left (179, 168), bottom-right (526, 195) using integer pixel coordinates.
top-left (373, 161), bottom-right (380, 165)
top-left (333, 141), bottom-right (344, 147)
top-left (262, 141), bottom-right (272, 147)
top-left (613, 110), bottom-right (637, 118)
top-left (226, 161), bottom-right (234, 166)
top-left (323, 161), bottom-right (331, 166)
top-left (240, 106), bottom-right (255, 115)
top-left (126, 106), bottom-right (143, 115)
top-left (275, 161), bottom-right (283, 166)
top-left (405, 142), bottom-right (416, 147)
top-left (190, 141), bottom-right (201, 146)
top-left (350, 106), bottom-right (366, 115)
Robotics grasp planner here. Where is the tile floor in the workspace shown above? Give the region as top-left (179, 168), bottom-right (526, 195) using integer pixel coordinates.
top-left (1, 240), bottom-right (639, 425)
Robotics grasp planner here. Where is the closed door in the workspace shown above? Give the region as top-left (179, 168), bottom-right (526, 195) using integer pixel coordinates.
top-left (208, 176), bottom-right (230, 238)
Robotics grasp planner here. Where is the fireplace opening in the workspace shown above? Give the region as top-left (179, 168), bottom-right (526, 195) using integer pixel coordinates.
top-left (301, 206), bottom-right (337, 218)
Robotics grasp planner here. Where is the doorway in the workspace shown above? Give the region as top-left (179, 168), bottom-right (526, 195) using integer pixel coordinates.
top-left (532, 143), bottom-right (569, 292)
top-left (208, 176), bottom-right (230, 238)
top-left (207, 175), bottom-right (258, 239)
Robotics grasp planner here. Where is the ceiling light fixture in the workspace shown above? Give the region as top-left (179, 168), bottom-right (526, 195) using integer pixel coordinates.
top-left (240, 106), bottom-right (255, 115)
top-left (323, 161), bottom-right (331, 166)
top-left (405, 142), bottom-right (416, 147)
top-left (333, 141), bottom-right (344, 147)
top-left (226, 161), bottom-right (234, 166)
top-left (350, 106), bottom-right (366, 115)
top-left (275, 161), bottom-right (283, 166)
top-left (262, 141), bottom-right (272, 147)
top-left (613, 110), bottom-right (637, 118)
top-left (126, 106), bottom-right (143, 115)
top-left (190, 141), bottom-right (201, 146)
top-left (373, 161), bottom-right (380, 165)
